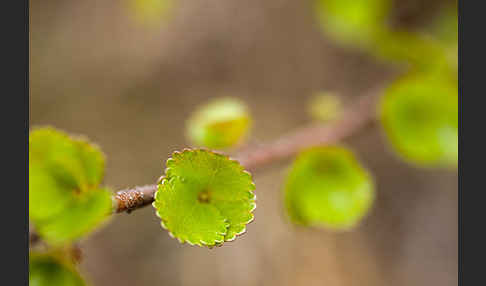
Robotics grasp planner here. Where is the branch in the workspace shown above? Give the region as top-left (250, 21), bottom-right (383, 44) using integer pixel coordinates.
top-left (112, 89), bottom-right (382, 214)
top-left (113, 185), bottom-right (160, 213)
top-left (30, 89), bottom-right (381, 247)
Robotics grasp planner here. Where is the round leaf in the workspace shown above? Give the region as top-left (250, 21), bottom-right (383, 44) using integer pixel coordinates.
top-left (29, 127), bottom-right (112, 245)
top-left (30, 253), bottom-right (86, 286)
top-left (153, 149), bottom-right (256, 247)
top-left (284, 146), bottom-right (374, 230)
top-left (379, 73), bottom-right (458, 168)
top-left (187, 98), bottom-right (252, 149)
top-left (314, 0), bottom-right (390, 48)
top-left (308, 92), bottom-right (342, 123)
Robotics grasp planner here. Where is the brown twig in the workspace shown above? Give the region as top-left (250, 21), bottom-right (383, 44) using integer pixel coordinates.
top-left (113, 185), bottom-right (159, 213)
top-left (112, 89), bottom-right (382, 214)
top-left (29, 89), bottom-right (382, 247)
top-left (234, 90), bottom-right (380, 169)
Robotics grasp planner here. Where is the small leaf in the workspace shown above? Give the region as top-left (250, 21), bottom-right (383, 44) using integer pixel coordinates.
top-left (314, 0), bottom-right (391, 48)
top-left (187, 97), bottom-right (252, 149)
top-left (153, 149), bottom-right (256, 247)
top-left (29, 127), bottom-right (112, 245)
top-left (308, 92), bottom-right (342, 123)
top-left (284, 146), bottom-right (374, 230)
top-left (30, 252), bottom-right (86, 286)
top-left (379, 73), bottom-right (458, 168)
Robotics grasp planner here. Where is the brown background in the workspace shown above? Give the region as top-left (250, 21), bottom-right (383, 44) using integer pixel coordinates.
top-left (31, 0), bottom-right (457, 285)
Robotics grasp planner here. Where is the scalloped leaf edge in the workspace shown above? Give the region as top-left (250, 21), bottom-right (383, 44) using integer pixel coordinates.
top-left (153, 148), bottom-right (256, 248)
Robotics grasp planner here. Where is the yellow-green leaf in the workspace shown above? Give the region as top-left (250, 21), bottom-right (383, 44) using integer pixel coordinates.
top-left (154, 149), bottom-right (256, 247)
top-left (379, 73), bottom-right (458, 168)
top-left (308, 92), bottom-right (342, 123)
top-left (314, 0), bottom-right (391, 48)
top-left (284, 146), bottom-right (374, 230)
top-left (371, 30), bottom-right (452, 74)
top-left (187, 97), bottom-right (252, 149)
top-left (29, 127), bottom-right (112, 245)
top-left (35, 188), bottom-right (113, 246)
top-left (30, 252), bottom-right (86, 286)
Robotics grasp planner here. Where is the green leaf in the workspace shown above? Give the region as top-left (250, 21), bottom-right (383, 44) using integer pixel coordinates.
top-left (30, 252), bottom-right (86, 286)
top-left (35, 188), bottom-right (113, 246)
top-left (371, 30), bottom-right (452, 74)
top-left (30, 128), bottom-right (105, 220)
top-left (379, 73), bottom-right (458, 168)
top-left (284, 146), bottom-right (374, 230)
top-left (427, 4), bottom-right (458, 48)
top-left (29, 127), bottom-right (112, 245)
top-left (153, 149), bottom-right (256, 247)
top-left (314, 0), bottom-right (391, 48)
top-left (187, 97), bottom-right (252, 149)
top-left (308, 92), bottom-right (342, 123)
top-left (426, 4), bottom-right (458, 71)
top-left (313, 0), bottom-right (456, 75)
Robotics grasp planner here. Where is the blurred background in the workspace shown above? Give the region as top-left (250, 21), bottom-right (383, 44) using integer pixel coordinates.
top-left (30, 0), bottom-right (457, 285)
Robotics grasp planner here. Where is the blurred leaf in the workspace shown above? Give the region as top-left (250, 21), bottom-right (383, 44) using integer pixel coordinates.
top-left (369, 2), bottom-right (457, 74)
top-left (154, 149), bottom-right (256, 247)
top-left (29, 127), bottom-right (112, 245)
top-left (35, 188), bottom-right (113, 246)
top-left (30, 252), bottom-right (86, 286)
top-left (426, 4), bottom-right (458, 71)
top-left (128, 0), bottom-right (173, 25)
top-left (379, 73), bottom-right (458, 168)
top-left (308, 92), bottom-right (342, 123)
top-left (30, 127), bottom-right (105, 220)
top-left (187, 97), bottom-right (252, 149)
top-left (284, 146), bottom-right (374, 230)
top-left (371, 30), bottom-right (453, 74)
top-left (314, 0), bottom-right (457, 75)
top-left (427, 4), bottom-right (458, 47)
top-left (314, 0), bottom-right (391, 48)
